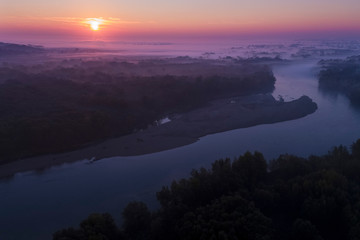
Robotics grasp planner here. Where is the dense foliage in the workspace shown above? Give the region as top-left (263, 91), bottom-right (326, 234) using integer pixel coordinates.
top-left (54, 139), bottom-right (360, 240)
top-left (318, 56), bottom-right (360, 104)
top-left (0, 59), bottom-right (275, 162)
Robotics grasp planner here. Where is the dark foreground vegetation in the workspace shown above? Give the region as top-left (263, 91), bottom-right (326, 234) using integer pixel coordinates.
top-left (0, 57), bottom-right (275, 163)
top-left (54, 139), bottom-right (360, 240)
top-left (318, 55), bottom-right (360, 104)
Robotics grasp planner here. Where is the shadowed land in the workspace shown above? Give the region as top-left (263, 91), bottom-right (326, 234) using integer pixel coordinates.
top-left (0, 93), bottom-right (317, 179)
top-left (0, 43), bottom-right (318, 178)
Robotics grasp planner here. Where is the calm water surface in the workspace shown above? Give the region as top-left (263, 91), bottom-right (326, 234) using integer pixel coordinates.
top-left (1, 58), bottom-right (360, 239)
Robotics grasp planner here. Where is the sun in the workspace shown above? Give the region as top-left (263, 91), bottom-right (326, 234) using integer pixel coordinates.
top-left (84, 18), bottom-right (106, 32)
top-left (89, 20), bottom-right (100, 31)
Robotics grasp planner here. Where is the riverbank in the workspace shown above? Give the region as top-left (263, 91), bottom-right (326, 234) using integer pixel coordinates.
top-left (0, 55), bottom-right (276, 163)
top-left (0, 94), bottom-right (317, 179)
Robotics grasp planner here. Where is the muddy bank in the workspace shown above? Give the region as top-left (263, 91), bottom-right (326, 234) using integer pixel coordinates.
top-left (0, 94), bottom-right (317, 179)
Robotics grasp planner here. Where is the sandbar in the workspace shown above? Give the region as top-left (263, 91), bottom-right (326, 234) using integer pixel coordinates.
top-left (0, 94), bottom-right (317, 179)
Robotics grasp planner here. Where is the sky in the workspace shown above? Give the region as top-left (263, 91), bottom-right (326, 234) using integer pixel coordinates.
top-left (1, 0), bottom-right (360, 42)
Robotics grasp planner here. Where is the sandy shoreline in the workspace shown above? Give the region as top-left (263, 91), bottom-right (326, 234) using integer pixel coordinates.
top-left (0, 94), bottom-right (317, 179)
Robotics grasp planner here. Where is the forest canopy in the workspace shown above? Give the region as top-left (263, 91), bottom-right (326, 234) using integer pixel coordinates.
top-left (54, 139), bottom-right (360, 240)
top-left (0, 58), bottom-right (276, 162)
top-left (318, 55), bottom-right (360, 105)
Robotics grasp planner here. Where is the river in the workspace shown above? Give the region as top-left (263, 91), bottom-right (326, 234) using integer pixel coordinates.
top-left (1, 46), bottom-right (360, 239)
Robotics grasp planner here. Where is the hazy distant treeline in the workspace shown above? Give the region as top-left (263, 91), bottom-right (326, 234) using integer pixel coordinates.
top-left (54, 139), bottom-right (360, 240)
top-left (0, 42), bottom-right (44, 55)
top-left (0, 58), bottom-right (275, 163)
top-left (318, 55), bottom-right (360, 104)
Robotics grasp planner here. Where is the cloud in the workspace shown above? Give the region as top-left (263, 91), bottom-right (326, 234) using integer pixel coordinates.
top-left (58, 17), bottom-right (140, 26)
top-left (8, 16), bottom-right (141, 27)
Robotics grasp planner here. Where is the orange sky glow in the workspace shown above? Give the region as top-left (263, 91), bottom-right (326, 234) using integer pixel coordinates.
top-left (1, 0), bottom-right (360, 42)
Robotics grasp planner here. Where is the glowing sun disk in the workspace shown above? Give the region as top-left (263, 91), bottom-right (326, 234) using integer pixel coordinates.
top-left (90, 21), bottom-right (100, 31)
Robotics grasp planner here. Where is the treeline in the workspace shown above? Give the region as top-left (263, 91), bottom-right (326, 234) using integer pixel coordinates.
top-left (318, 56), bottom-right (360, 104)
top-left (54, 139), bottom-right (360, 240)
top-left (0, 42), bottom-right (44, 55)
top-left (0, 60), bottom-right (275, 163)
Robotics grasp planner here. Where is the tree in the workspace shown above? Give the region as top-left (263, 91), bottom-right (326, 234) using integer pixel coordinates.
top-left (53, 213), bottom-right (119, 240)
top-left (232, 151), bottom-right (267, 190)
top-left (177, 195), bottom-right (273, 240)
top-left (122, 201), bottom-right (152, 240)
top-left (80, 213), bottom-right (119, 240)
top-left (291, 219), bottom-right (323, 240)
top-left (352, 139), bottom-right (360, 159)
top-left (53, 227), bottom-right (85, 240)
